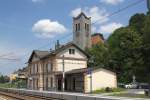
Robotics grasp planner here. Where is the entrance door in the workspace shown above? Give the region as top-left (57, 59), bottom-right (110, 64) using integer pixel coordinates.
top-left (58, 79), bottom-right (62, 91)
top-left (65, 78), bottom-right (67, 91)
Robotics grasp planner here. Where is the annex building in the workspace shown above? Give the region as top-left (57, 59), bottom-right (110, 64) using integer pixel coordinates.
top-left (27, 12), bottom-right (117, 93)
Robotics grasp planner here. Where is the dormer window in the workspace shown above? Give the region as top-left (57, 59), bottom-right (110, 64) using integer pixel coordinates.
top-left (69, 49), bottom-right (75, 54)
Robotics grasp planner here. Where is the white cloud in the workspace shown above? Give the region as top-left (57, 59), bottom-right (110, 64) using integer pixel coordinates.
top-left (100, 0), bottom-right (124, 5)
top-left (32, 19), bottom-right (67, 38)
top-left (70, 8), bottom-right (82, 17)
top-left (70, 6), bottom-right (109, 24)
top-left (70, 6), bottom-right (123, 38)
top-left (98, 22), bottom-right (123, 38)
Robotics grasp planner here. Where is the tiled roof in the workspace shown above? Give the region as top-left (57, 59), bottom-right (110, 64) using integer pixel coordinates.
top-left (73, 12), bottom-right (91, 20)
top-left (34, 50), bottom-right (50, 58)
top-left (65, 68), bottom-right (88, 74)
top-left (28, 42), bottom-right (89, 63)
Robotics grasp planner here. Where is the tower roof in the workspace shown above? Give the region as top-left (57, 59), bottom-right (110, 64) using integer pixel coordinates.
top-left (73, 12), bottom-right (91, 20)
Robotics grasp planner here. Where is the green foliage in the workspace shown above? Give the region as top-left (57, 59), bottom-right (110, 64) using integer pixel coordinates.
top-left (129, 13), bottom-right (146, 34)
top-left (93, 88), bottom-right (125, 94)
top-left (108, 27), bottom-right (143, 83)
top-left (88, 11), bottom-right (150, 83)
top-left (107, 12), bottom-right (150, 83)
top-left (0, 75), bottom-right (10, 83)
top-left (86, 43), bottom-right (110, 69)
top-left (0, 83), bottom-right (17, 88)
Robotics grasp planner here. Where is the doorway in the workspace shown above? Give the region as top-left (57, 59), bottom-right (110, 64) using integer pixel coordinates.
top-left (58, 79), bottom-right (62, 91)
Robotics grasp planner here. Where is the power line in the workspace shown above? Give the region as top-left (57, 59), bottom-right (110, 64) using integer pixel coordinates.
top-left (29, 0), bottom-right (144, 54)
top-left (0, 52), bottom-right (15, 58)
top-left (92, 0), bottom-right (145, 25)
top-left (0, 58), bottom-right (21, 61)
top-left (1, 0), bottom-right (144, 64)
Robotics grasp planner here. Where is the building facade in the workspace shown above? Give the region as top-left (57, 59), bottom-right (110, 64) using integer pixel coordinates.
top-left (27, 12), bottom-right (117, 93)
top-left (27, 43), bottom-right (88, 91)
top-left (73, 12), bottom-right (91, 50)
top-left (27, 43), bottom-right (117, 93)
top-left (91, 33), bottom-right (104, 45)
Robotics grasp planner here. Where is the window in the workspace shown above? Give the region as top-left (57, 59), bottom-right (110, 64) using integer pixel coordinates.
top-left (45, 63), bottom-right (48, 73)
top-left (32, 64), bottom-right (35, 74)
top-left (75, 23), bottom-right (80, 31)
top-left (36, 78), bottom-right (38, 89)
top-left (78, 23), bottom-right (80, 31)
top-left (48, 63), bottom-right (53, 72)
top-left (85, 23), bottom-right (89, 31)
top-left (46, 77), bottom-right (48, 90)
top-left (50, 77), bottom-right (53, 87)
top-left (35, 64), bottom-right (38, 73)
top-left (69, 49), bottom-right (75, 54)
top-left (37, 64), bottom-right (39, 73)
top-left (30, 66), bottom-right (32, 74)
top-left (87, 24), bottom-right (89, 31)
top-left (75, 24), bottom-right (78, 31)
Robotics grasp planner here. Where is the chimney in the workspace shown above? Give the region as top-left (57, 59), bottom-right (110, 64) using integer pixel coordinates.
top-left (55, 40), bottom-right (60, 50)
top-left (49, 48), bottom-right (52, 52)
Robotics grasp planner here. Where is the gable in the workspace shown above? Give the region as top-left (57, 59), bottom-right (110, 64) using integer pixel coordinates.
top-left (56, 45), bottom-right (87, 59)
top-left (31, 54), bottom-right (40, 62)
top-left (28, 52), bottom-right (40, 63)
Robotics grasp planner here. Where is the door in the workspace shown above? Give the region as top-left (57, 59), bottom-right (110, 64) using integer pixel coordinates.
top-left (58, 79), bottom-right (62, 91)
top-left (73, 77), bottom-right (76, 91)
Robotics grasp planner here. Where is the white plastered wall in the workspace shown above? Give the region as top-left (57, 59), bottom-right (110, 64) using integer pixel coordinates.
top-left (56, 46), bottom-right (87, 72)
top-left (85, 69), bottom-right (117, 93)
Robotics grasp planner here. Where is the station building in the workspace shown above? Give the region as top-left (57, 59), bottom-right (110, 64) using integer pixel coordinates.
top-left (27, 42), bottom-right (117, 93)
top-left (27, 12), bottom-right (117, 93)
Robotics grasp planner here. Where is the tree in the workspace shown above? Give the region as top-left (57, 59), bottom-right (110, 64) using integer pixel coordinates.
top-left (86, 43), bottom-right (110, 69)
top-left (108, 27), bottom-right (143, 83)
top-left (0, 75), bottom-right (5, 83)
top-left (129, 13), bottom-right (146, 35)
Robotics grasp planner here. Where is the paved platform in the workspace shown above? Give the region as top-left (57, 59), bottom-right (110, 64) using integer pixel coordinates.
top-left (0, 88), bottom-right (150, 100)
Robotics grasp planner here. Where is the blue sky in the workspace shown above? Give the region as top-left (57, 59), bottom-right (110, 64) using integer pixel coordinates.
top-left (0, 0), bottom-right (147, 75)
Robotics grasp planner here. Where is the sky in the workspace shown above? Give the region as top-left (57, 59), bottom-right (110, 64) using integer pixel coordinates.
top-left (0, 0), bottom-right (147, 75)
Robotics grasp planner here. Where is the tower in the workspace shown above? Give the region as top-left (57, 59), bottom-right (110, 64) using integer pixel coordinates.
top-left (73, 12), bottom-right (91, 50)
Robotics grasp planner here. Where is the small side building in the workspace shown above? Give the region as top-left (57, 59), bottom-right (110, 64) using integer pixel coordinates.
top-left (84, 68), bottom-right (117, 93)
top-left (60, 68), bottom-right (117, 93)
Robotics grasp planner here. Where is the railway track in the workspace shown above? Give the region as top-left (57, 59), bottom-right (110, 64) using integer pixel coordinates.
top-left (0, 90), bottom-right (64, 100)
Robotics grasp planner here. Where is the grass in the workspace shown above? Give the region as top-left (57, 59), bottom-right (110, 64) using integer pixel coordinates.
top-left (93, 88), bottom-right (125, 94)
top-left (0, 83), bottom-right (17, 88)
top-left (111, 93), bottom-right (150, 98)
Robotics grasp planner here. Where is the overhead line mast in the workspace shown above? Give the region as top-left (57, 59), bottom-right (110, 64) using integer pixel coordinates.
top-left (147, 0), bottom-right (150, 11)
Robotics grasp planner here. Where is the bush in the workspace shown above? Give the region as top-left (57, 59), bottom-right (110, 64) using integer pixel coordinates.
top-left (93, 87), bottom-right (125, 94)
top-left (105, 87), bottom-right (112, 92)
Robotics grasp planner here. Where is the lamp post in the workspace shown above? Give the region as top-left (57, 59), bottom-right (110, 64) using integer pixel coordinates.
top-left (62, 55), bottom-right (65, 92)
top-left (88, 57), bottom-right (94, 94)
